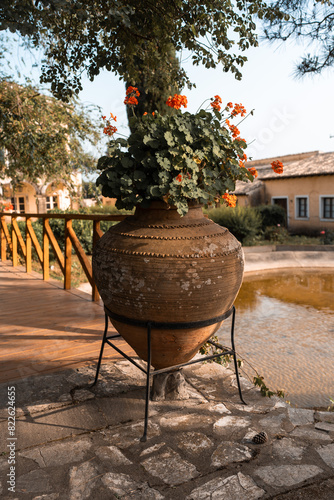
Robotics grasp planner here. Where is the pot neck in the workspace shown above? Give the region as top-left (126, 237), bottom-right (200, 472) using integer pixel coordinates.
top-left (133, 201), bottom-right (204, 223)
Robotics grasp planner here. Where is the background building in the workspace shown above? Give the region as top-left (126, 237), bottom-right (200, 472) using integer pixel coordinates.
top-left (0, 172), bottom-right (82, 214)
top-left (235, 151), bottom-right (334, 233)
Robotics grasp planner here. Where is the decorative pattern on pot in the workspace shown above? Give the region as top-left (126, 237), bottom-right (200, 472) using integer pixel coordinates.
top-left (92, 202), bottom-right (244, 369)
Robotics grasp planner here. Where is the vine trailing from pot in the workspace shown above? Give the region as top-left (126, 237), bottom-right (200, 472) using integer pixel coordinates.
top-left (96, 87), bottom-right (284, 216)
top-left (199, 337), bottom-right (285, 400)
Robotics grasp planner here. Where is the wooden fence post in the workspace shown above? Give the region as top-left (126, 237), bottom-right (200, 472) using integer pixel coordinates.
top-left (26, 217), bottom-right (32, 273)
top-left (43, 218), bottom-right (50, 280)
top-left (12, 216), bottom-right (18, 267)
top-left (0, 216), bottom-right (6, 261)
top-left (64, 218), bottom-right (72, 290)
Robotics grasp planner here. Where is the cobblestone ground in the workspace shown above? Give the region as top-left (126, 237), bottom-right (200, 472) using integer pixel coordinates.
top-left (0, 360), bottom-right (333, 499)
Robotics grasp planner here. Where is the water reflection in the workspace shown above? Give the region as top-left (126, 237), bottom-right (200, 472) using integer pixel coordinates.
top-left (217, 270), bottom-right (334, 409)
top-left (236, 270), bottom-right (334, 312)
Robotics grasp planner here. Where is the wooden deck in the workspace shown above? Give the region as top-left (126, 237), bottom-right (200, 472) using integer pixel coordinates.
top-left (0, 261), bottom-right (134, 384)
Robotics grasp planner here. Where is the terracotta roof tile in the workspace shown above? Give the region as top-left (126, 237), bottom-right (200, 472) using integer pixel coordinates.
top-left (234, 151), bottom-right (334, 195)
top-left (251, 151), bottom-right (334, 180)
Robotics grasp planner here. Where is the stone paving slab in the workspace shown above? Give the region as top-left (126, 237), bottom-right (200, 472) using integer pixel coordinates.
top-left (0, 359), bottom-right (333, 499)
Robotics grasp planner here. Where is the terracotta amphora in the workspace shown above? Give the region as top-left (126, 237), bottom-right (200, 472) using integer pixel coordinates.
top-left (92, 201), bottom-right (244, 369)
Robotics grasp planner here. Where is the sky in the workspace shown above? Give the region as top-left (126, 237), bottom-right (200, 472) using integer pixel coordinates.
top-left (6, 28), bottom-right (334, 163)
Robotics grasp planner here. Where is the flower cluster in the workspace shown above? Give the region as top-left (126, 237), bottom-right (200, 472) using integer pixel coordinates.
top-left (228, 102), bottom-right (247, 117)
top-left (247, 167), bottom-right (258, 178)
top-left (222, 193), bottom-right (237, 207)
top-left (225, 120), bottom-right (240, 139)
top-left (0, 201), bottom-right (13, 212)
top-left (96, 88), bottom-right (283, 216)
top-left (271, 160), bottom-right (284, 174)
top-left (211, 95), bottom-right (222, 111)
top-left (166, 94), bottom-right (188, 110)
top-left (124, 86), bottom-right (140, 106)
top-left (102, 113), bottom-right (117, 136)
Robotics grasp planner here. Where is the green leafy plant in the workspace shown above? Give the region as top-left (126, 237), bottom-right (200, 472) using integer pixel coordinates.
top-left (97, 89), bottom-right (285, 216)
top-left (200, 336), bottom-right (285, 399)
top-left (320, 230), bottom-right (334, 245)
top-left (253, 375), bottom-right (284, 399)
top-left (96, 91), bottom-right (263, 216)
top-left (264, 225), bottom-right (289, 243)
top-left (207, 205), bottom-right (262, 244)
top-left (328, 396), bottom-right (334, 412)
top-left (256, 204), bottom-right (286, 230)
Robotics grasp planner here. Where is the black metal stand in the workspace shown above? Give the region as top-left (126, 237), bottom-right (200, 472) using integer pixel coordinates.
top-left (91, 305), bottom-right (246, 442)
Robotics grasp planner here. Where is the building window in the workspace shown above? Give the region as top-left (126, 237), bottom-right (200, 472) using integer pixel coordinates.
top-left (295, 196), bottom-right (308, 219)
top-left (11, 196), bottom-right (25, 213)
top-left (321, 197), bottom-right (334, 219)
top-left (46, 196), bottom-right (58, 210)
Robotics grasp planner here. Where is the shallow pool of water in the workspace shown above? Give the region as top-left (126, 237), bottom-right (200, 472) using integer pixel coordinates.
top-left (217, 269), bottom-right (334, 409)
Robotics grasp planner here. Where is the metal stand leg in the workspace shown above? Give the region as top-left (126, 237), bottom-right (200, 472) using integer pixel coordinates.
top-left (90, 312), bottom-right (109, 387)
top-left (230, 306), bottom-right (246, 405)
top-left (92, 305), bottom-right (246, 441)
top-left (140, 322), bottom-right (152, 442)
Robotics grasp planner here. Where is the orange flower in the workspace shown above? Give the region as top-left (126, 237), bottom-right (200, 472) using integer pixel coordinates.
top-left (102, 115), bottom-right (106, 120)
top-left (124, 86), bottom-right (140, 106)
top-left (124, 95), bottom-right (138, 106)
top-left (248, 167), bottom-right (258, 178)
top-left (229, 124), bottom-right (240, 139)
top-left (231, 103), bottom-right (247, 117)
top-left (227, 102), bottom-right (233, 109)
top-left (126, 86), bottom-right (140, 97)
top-left (103, 120), bottom-right (118, 136)
top-left (110, 113), bottom-right (117, 121)
top-left (211, 95), bottom-right (222, 111)
top-left (271, 160), bottom-right (284, 174)
top-left (166, 94), bottom-right (188, 110)
top-left (225, 119), bottom-right (240, 139)
top-left (176, 173), bottom-right (182, 182)
top-left (1, 202), bottom-right (14, 211)
top-left (143, 112), bottom-right (148, 116)
top-left (222, 193), bottom-right (237, 207)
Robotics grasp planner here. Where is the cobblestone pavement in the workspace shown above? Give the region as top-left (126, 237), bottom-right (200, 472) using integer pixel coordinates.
top-left (0, 359), bottom-right (333, 499)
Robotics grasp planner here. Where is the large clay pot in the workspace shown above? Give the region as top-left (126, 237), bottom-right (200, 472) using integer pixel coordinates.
top-left (92, 202), bottom-right (244, 369)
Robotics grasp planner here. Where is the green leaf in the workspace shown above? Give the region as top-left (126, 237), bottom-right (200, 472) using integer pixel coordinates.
top-left (120, 175), bottom-right (132, 186)
top-left (149, 186), bottom-right (161, 197)
top-left (164, 131), bottom-right (175, 147)
top-left (156, 156), bottom-right (171, 170)
top-left (116, 138), bottom-right (128, 147)
top-left (143, 135), bottom-right (160, 148)
top-left (121, 157), bottom-right (134, 168)
top-left (97, 156), bottom-right (111, 170)
top-left (133, 170), bottom-right (146, 181)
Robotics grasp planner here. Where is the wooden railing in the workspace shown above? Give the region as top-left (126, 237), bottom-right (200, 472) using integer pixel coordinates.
top-left (0, 212), bottom-right (126, 301)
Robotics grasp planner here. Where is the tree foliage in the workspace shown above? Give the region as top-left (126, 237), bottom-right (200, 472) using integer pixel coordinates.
top-left (0, 0), bottom-right (285, 106)
top-left (263, 0), bottom-right (334, 76)
top-left (0, 78), bottom-right (101, 184)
